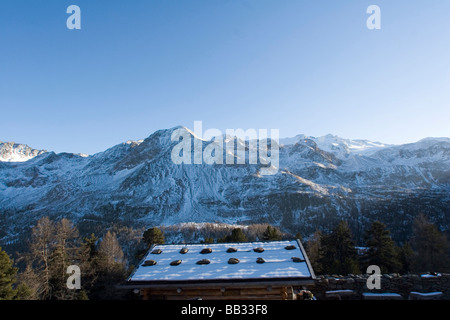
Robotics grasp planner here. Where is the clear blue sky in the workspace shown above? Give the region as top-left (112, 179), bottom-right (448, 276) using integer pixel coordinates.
top-left (1, 0), bottom-right (449, 154)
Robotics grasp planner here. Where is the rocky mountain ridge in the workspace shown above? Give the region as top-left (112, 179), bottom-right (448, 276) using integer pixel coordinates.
top-left (0, 127), bottom-right (448, 247)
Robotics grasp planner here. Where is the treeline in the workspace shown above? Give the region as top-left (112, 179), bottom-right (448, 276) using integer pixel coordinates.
top-left (304, 214), bottom-right (450, 275)
top-left (159, 223), bottom-right (289, 244)
top-left (147, 224), bottom-right (285, 245)
top-left (149, 216), bottom-right (450, 275)
top-left (0, 214), bottom-right (449, 300)
top-left (0, 217), bottom-right (142, 300)
top-left (0, 219), bottom-right (288, 300)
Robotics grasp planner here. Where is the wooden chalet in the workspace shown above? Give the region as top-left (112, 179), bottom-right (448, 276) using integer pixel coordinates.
top-left (125, 239), bottom-right (316, 300)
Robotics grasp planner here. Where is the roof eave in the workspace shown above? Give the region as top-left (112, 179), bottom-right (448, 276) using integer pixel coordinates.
top-left (120, 277), bottom-right (315, 290)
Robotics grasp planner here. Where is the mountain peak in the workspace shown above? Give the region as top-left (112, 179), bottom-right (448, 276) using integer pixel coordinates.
top-left (280, 134), bottom-right (391, 157)
top-left (0, 141), bottom-right (47, 162)
top-left (417, 137), bottom-right (450, 143)
top-left (0, 129), bottom-right (448, 248)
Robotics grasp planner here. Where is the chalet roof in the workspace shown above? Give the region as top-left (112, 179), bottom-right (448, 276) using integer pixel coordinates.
top-left (128, 240), bottom-right (315, 285)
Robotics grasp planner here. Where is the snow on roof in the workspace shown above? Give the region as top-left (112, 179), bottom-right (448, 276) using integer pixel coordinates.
top-left (129, 240), bottom-right (313, 283)
top-left (420, 273), bottom-right (442, 278)
top-left (409, 291), bottom-right (443, 296)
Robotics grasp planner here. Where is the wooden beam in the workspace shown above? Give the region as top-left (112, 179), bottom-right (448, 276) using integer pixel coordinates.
top-left (141, 285), bottom-right (296, 300)
top-left (124, 278), bottom-right (314, 290)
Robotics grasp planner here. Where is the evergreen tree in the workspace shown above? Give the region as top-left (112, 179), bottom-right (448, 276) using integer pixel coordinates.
top-left (135, 227), bottom-right (165, 261)
top-left (0, 246), bottom-right (17, 300)
top-left (77, 233), bottom-right (100, 297)
top-left (218, 228), bottom-right (248, 243)
top-left (16, 264), bottom-right (40, 300)
top-left (411, 214), bottom-right (450, 272)
top-left (76, 290), bottom-right (89, 300)
top-left (318, 221), bottom-right (360, 275)
top-left (203, 237), bottom-right (214, 244)
top-left (262, 225), bottom-right (282, 241)
top-left (305, 230), bottom-right (323, 274)
top-left (142, 227), bottom-right (165, 248)
top-left (80, 234), bottom-right (99, 264)
top-left (397, 242), bottom-right (414, 274)
top-left (363, 221), bottom-right (401, 273)
top-left (14, 282), bottom-right (33, 300)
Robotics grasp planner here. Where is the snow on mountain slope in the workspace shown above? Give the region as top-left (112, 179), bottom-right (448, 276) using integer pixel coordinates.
top-left (371, 137), bottom-right (450, 163)
top-left (0, 142), bottom-right (47, 162)
top-left (0, 128), bottom-right (449, 246)
top-left (280, 134), bottom-right (391, 158)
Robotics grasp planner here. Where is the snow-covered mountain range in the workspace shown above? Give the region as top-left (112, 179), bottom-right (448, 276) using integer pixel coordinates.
top-left (0, 127), bottom-right (449, 246)
top-left (0, 141), bottom-right (47, 162)
top-left (280, 133), bottom-right (391, 157)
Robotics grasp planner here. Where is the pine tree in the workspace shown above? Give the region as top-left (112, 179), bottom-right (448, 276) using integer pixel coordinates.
top-left (411, 214), bottom-right (450, 272)
top-left (218, 228), bottom-right (248, 243)
top-left (76, 290), bottom-right (89, 300)
top-left (262, 225), bottom-right (282, 241)
top-left (76, 233), bottom-right (100, 298)
top-left (80, 233), bottom-right (99, 264)
top-left (0, 246), bottom-right (18, 300)
top-left (203, 237), bottom-right (214, 244)
top-left (318, 221), bottom-right (360, 275)
top-left (397, 242), bottom-right (414, 274)
top-left (136, 226), bottom-right (165, 264)
top-left (142, 227), bottom-right (165, 248)
top-left (16, 264), bottom-right (40, 300)
top-left (14, 282), bottom-right (33, 300)
top-left (305, 230), bottom-right (323, 274)
top-left (364, 221), bottom-right (401, 273)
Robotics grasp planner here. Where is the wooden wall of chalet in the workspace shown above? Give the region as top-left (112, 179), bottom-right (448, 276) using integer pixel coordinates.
top-left (140, 285), bottom-right (295, 300)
